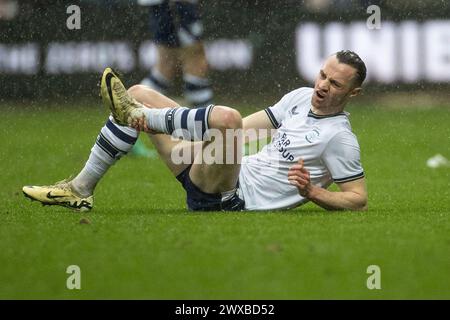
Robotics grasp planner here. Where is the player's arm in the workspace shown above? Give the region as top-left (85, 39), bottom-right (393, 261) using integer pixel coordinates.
top-left (241, 88), bottom-right (301, 145)
top-left (305, 178), bottom-right (367, 211)
top-left (242, 110), bottom-right (277, 145)
top-left (242, 88), bottom-right (304, 132)
top-left (242, 110), bottom-right (275, 131)
top-left (288, 160), bottom-right (368, 211)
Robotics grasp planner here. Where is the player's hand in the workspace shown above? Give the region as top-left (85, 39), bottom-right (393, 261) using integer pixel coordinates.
top-left (288, 158), bottom-right (313, 198)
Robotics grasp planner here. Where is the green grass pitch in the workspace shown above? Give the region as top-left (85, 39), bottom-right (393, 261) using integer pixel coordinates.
top-left (0, 98), bottom-right (449, 299)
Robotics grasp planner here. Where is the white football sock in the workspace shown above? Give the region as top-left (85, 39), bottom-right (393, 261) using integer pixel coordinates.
top-left (70, 116), bottom-right (138, 196)
top-left (142, 104), bottom-right (214, 141)
top-left (183, 73), bottom-right (213, 108)
top-left (140, 67), bottom-right (171, 93)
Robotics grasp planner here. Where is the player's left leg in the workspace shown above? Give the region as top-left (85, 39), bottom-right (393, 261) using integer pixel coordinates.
top-left (103, 68), bottom-right (244, 211)
top-left (127, 84), bottom-right (201, 176)
top-left (170, 105), bottom-right (244, 211)
top-left (127, 83), bottom-right (240, 191)
top-left (188, 106), bottom-right (242, 193)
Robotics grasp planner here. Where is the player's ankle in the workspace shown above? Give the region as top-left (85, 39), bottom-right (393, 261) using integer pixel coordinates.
top-left (69, 181), bottom-right (94, 198)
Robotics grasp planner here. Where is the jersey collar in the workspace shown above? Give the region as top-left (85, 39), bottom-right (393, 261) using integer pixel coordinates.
top-left (308, 109), bottom-right (348, 119)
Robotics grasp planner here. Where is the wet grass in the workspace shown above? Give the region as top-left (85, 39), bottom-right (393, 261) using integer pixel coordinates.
top-left (0, 99), bottom-right (449, 299)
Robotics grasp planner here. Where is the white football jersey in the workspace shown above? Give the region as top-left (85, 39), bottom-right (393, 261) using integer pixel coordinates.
top-left (238, 87), bottom-right (364, 210)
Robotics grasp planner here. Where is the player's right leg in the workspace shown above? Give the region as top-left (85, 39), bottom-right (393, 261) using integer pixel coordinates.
top-left (22, 69), bottom-right (142, 211)
top-left (21, 113), bottom-right (139, 212)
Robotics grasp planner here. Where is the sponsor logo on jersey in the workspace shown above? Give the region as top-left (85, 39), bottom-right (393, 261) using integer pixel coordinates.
top-left (273, 132), bottom-right (295, 161)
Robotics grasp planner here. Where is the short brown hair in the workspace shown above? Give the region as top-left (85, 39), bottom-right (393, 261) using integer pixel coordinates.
top-left (335, 50), bottom-right (367, 87)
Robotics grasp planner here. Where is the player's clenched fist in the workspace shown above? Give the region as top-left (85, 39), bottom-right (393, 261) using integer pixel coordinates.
top-left (288, 159), bottom-right (312, 197)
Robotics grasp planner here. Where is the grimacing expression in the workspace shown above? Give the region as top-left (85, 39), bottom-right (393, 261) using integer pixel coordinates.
top-left (311, 55), bottom-right (361, 110)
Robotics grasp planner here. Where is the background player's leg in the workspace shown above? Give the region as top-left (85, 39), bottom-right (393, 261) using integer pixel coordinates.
top-left (174, 0), bottom-right (214, 108)
top-left (140, 0), bottom-right (179, 92)
top-left (141, 46), bottom-right (178, 93)
top-left (180, 43), bottom-right (213, 108)
top-left (180, 43), bottom-right (208, 77)
top-left (136, 1), bottom-right (180, 158)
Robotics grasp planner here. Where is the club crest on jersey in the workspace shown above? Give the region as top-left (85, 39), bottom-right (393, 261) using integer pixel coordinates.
top-left (305, 128), bottom-right (320, 143)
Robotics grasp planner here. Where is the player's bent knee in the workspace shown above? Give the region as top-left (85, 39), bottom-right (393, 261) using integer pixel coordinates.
top-left (211, 106), bottom-right (242, 130)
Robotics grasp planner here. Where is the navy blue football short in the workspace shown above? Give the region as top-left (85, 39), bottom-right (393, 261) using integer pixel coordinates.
top-left (148, 1), bottom-right (203, 48)
top-left (176, 165), bottom-right (245, 211)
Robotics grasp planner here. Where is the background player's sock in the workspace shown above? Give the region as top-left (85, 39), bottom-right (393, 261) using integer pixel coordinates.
top-left (142, 104), bottom-right (214, 141)
top-left (183, 73), bottom-right (213, 108)
top-left (70, 116), bottom-right (138, 196)
top-left (140, 67), bottom-right (171, 94)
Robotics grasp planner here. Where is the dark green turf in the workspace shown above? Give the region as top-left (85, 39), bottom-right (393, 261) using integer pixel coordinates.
top-left (0, 99), bottom-right (449, 299)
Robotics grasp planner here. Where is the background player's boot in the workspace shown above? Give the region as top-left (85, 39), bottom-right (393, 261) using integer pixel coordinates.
top-left (22, 180), bottom-right (93, 212)
top-left (101, 67), bottom-right (146, 126)
top-left (140, 67), bottom-right (171, 94)
top-left (129, 139), bottom-right (158, 158)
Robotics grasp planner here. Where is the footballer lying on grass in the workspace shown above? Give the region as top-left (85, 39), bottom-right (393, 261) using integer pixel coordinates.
top-left (23, 50), bottom-right (368, 212)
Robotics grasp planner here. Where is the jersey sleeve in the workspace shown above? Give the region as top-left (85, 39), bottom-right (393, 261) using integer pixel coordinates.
top-left (264, 88), bottom-right (307, 128)
top-left (321, 131), bottom-right (365, 183)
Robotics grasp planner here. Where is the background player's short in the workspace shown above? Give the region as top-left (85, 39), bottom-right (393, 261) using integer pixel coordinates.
top-left (138, 0), bottom-right (213, 108)
top-left (134, 0), bottom-right (213, 157)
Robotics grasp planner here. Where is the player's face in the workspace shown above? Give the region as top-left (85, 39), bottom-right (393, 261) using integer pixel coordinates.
top-left (312, 56), bottom-right (361, 111)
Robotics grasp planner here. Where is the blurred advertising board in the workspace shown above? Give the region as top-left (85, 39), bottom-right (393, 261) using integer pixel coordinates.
top-left (1, 1), bottom-right (449, 99)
